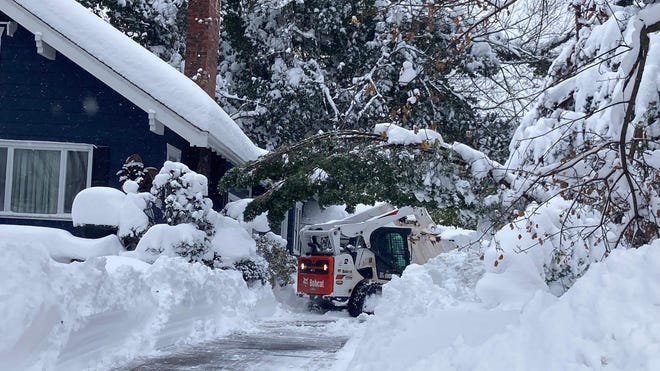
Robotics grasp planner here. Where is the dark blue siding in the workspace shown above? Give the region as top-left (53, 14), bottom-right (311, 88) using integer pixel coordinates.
top-left (0, 24), bottom-right (229, 231)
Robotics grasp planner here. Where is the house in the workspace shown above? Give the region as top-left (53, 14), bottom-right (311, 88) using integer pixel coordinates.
top-left (0, 0), bottom-right (264, 232)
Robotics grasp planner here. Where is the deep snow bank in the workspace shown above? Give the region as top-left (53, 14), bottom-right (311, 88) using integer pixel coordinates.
top-left (0, 240), bottom-right (277, 371)
top-left (0, 225), bottom-right (122, 263)
top-left (348, 242), bottom-right (660, 370)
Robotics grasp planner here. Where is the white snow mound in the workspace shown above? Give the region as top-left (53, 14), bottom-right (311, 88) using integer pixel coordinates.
top-left (0, 241), bottom-right (276, 371)
top-left (347, 241), bottom-right (660, 370)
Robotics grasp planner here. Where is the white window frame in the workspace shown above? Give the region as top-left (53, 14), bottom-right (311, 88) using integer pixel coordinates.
top-left (0, 139), bottom-right (93, 220)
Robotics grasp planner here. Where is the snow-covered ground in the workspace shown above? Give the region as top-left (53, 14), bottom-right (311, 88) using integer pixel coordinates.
top-left (0, 227), bottom-right (278, 371)
top-left (1, 218), bottom-right (658, 371)
top-left (342, 242), bottom-right (660, 370)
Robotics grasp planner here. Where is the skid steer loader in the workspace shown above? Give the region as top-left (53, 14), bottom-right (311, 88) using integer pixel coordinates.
top-left (294, 203), bottom-right (457, 316)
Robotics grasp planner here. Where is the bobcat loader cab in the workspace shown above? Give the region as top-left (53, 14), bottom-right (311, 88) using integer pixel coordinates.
top-left (294, 203), bottom-right (457, 316)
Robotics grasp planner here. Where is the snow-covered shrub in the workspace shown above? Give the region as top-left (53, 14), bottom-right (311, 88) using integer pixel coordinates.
top-left (231, 257), bottom-right (269, 287)
top-left (117, 156), bottom-right (144, 183)
top-left (151, 161), bottom-right (214, 235)
top-left (145, 161), bottom-right (216, 262)
top-left (255, 232), bottom-right (297, 287)
top-left (222, 199), bottom-right (296, 287)
top-left (117, 183), bottom-right (154, 251)
top-left (72, 187), bottom-right (125, 228)
top-left (135, 223), bottom-right (212, 264)
top-left (116, 153), bottom-right (149, 191)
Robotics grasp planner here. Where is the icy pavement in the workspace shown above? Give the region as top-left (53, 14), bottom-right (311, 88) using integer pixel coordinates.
top-left (123, 319), bottom-right (352, 371)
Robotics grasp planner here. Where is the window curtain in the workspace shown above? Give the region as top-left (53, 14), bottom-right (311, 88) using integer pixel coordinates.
top-left (0, 148), bottom-right (6, 209)
top-left (64, 151), bottom-right (88, 213)
top-left (11, 149), bottom-right (60, 214)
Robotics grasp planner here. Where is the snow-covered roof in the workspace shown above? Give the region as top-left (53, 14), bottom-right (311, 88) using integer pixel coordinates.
top-left (0, 0), bottom-right (266, 165)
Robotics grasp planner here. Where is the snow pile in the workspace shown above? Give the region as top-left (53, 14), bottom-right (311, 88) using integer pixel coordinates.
top-left (0, 238), bottom-right (276, 371)
top-left (0, 225), bottom-right (121, 263)
top-left (347, 241), bottom-right (660, 370)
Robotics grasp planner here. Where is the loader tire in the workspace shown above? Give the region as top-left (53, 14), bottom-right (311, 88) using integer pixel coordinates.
top-left (348, 281), bottom-right (381, 317)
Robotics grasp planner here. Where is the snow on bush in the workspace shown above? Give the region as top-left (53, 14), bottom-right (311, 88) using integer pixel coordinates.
top-left (117, 189), bottom-right (153, 250)
top-left (141, 161), bottom-right (217, 263)
top-left (348, 241), bottom-right (660, 371)
top-left (223, 200), bottom-right (295, 287)
top-left (0, 240), bottom-right (276, 371)
top-left (116, 153), bottom-right (152, 192)
top-left (135, 223), bottom-right (210, 263)
top-left (255, 232), bottom-right (297, 287)
top-left (211, 213), bottom-right (270, 284)
top-left (151, 161), bottom-right (214, 234)
top-left (71, 187), bottom-right (125, 227)
top-left (223, 198), bottom-right (270, 234)
top-left (76, 161), bottom-right (223, 262)
top-left (212, 214), bottom-right (258, 264)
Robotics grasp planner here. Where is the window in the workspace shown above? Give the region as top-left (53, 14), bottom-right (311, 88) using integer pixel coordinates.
top-left (0, 140), bottom-right (93, 219)
top-left (370, 228), bottom-right (411, 277)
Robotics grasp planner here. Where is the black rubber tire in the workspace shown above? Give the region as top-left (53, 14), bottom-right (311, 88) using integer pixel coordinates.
top-left (347, 281), bottom-right (381, 317)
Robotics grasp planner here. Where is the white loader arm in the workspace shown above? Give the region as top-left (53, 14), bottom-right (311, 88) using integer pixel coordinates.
top-left (337, 206), bottom-right (435, 237)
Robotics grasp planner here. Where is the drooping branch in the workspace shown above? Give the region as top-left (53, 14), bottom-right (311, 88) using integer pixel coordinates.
top-left (616, 19), bottom-right (660, 247)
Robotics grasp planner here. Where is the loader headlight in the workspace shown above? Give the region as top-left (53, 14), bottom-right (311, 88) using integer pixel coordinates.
top-left (323, 263), bottom-right (328, 271)
top-left (300, 262), bottom-right (306, 270)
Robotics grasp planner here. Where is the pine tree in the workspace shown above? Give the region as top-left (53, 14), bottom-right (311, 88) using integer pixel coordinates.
top-left (218, 0), bottom-right (503, 151)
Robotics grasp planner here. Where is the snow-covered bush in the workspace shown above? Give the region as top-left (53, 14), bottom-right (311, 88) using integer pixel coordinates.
top-left (116, 153), bottom-right (153, 193)
top-left (151, 161), bottom-right (214, 235)
top-left (255, 232), bottom-right (297, 287)
top-left (117, 153), bottom-right (145, 185)
top-left (232, 257), bottom-right (269, 287)
top-left (117, 181), bottom-right (153, 250)
top-left (134, 223), bottom-right (212, 264)
top-left (72, 187), bottom-right (125, 229)
top-left (222, 199), bottom-right (296, 287)
top-left (75, 161), bottom-right (222, 263)
top-left (144, 161), bottom-right (216, 263)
